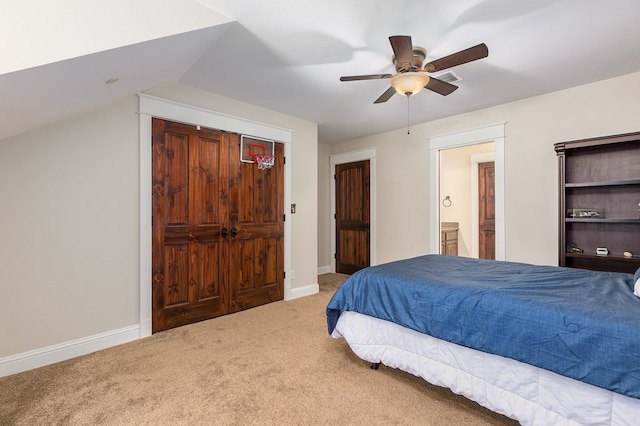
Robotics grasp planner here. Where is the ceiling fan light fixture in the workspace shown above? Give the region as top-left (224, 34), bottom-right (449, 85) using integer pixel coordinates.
top-left (391, 72), bottom-right (430, 96)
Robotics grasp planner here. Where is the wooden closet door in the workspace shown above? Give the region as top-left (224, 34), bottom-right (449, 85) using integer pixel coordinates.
top-left (152, 119), bottom-right (229, 332)
top-left (228, 137), bottom-right (284, 312)
top-left (152, 119), bottom-right (285, 332)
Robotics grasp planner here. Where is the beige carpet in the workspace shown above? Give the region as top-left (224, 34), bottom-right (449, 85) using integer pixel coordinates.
top-left (0, 274), bottom-right (518, 425)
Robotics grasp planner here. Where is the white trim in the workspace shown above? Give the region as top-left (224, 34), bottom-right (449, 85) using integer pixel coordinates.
top-left (139, 94), bottom-right (293, 143)
top-left (138, 93), bottom-right (294, 334)
top-left (0, 325), bottom-right (140, 378)
top-left (139, 113), bottom-right (152, 338)
top-left (429, 122), bottom-right (505, 150)
top-left (288, 283), bottom-right (320, 300)
top-left (317, 265), bottom-right (331, 275)
top-left (283, 142), bottom-right (293, 300)
top-left (329, 148), bottom-right (377, 273)
top-left (429, 123), bottom-right (506, 260)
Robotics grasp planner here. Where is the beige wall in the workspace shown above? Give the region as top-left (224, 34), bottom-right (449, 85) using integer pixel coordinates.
top-left (0, 96), bottom-right (141, 357)
top-left (0, 84), bottom-right (318, 360)
top-left (323, 71), bottom-right (640, 267)
top-left (327, 132), bottom-right (432, 264)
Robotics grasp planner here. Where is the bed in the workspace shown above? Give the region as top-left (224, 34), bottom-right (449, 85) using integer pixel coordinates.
top-left (326, 255), bottom-right (640, 425)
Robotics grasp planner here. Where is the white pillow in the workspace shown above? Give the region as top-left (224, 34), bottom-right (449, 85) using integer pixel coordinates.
top-left (634, 268), bottom-right (640, 298)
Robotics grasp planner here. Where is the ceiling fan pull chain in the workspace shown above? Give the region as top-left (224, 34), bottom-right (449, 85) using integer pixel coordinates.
top-left (407, 95), bottom-right (411, 135)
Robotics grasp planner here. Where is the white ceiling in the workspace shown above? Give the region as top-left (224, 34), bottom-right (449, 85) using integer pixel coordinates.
top-left (2, 0), bottom-right (640, 144)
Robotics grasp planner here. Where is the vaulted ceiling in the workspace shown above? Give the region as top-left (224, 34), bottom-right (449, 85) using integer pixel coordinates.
top-left (2, 0), bottom-right (640, 144)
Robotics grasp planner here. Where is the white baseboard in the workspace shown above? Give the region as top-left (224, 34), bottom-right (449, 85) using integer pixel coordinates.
top-left (286, 283), bottom-right (319, 300)
top-left (0, 324), bottom-right (141, 378)
top-left (317, 265), bottom-right (331, 275)
top-left (1, 280), bottom-right (323, 378)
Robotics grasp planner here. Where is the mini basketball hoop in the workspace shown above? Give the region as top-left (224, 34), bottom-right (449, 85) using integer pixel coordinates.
top-left (254, 154), bottom-right (275, 170)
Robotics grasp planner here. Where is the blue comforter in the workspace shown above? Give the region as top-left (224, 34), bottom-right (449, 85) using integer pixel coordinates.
top-left (326, 255), bottom-right (640, 398)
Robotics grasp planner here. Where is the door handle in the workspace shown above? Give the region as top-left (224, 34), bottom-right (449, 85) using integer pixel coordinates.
top-left (230, 227), bottom-right (238, 237)
top-left (221, 227), bottom-right (228, 238)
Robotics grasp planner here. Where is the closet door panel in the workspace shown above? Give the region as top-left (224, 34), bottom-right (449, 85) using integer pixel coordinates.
top-left (152, 119), bottom-right (229, 332)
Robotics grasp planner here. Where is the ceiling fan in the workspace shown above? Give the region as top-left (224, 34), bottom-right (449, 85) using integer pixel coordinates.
top-left (340, 35), bottom-right (489, 103)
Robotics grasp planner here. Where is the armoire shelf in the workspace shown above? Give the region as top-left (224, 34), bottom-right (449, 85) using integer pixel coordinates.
top-left (555, 131), bottom-right (640, 274)
top-left (565, 218), bottom-right (640, 224)
top-left (565, 179), bottom-right (640, 188)
top-left (566, 253), bottom-right (640, 263)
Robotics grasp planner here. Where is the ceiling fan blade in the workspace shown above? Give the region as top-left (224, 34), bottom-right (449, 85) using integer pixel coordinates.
top-left (374, 86), bottom-right (397, 104)
top-left (425, 77), bottom-right (458, 96)
top-left (340, 74), bottom-right (392, 82)
top-left (424, 43), bottom-right (488, 72)
top-left (389, 35), bottom-right (414, 69)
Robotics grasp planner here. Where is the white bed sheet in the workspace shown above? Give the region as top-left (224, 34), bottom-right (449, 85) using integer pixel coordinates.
top-left (332, 311), bottom-right (640, 426)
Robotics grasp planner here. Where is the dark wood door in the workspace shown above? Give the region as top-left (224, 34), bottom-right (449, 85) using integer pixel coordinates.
top-left (228, 136), bottom-right (284, 312)
top-left (335, 160), bottom-right (370, 274)
top-left (152, 119), bottom-right (229, 332)
top-left (479, 161), bottom-right (495, 260)
top-left (152, 119), bottom-right (283, 332)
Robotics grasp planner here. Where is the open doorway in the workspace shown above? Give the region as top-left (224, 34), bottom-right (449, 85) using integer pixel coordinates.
top-left (439, 142), bottom-right (495, 258)
top-left (428, 123), bottom-right (506, 260)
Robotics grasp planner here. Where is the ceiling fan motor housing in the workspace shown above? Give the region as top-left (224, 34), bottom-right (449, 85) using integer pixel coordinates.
top-left (394, 46), bottom-right (426, 72)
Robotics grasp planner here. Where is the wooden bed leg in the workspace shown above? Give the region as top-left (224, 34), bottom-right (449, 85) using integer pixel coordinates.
top-left (370, 362), bottom-right (380, 370)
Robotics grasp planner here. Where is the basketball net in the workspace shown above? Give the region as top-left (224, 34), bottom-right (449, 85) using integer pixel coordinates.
top-left (254, 154), bottom-right (275, 170)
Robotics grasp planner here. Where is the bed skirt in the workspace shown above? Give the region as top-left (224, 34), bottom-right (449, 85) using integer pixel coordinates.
top-left (332, 311), bottom-right (640, 426)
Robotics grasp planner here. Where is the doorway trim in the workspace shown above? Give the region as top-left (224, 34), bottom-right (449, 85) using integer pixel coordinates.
top-left (329, 148), bottom-right (377, 273)
top-left (138, 93), bottom-right (293, 338)
top-left (429, 123), bottom-right (506, 260)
